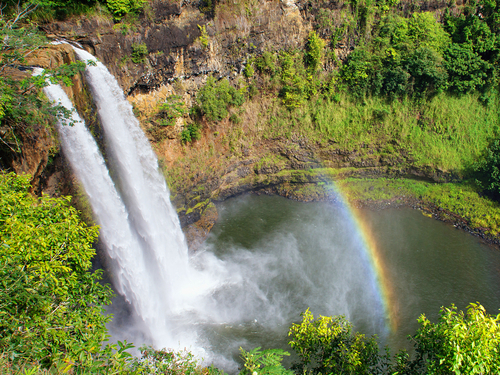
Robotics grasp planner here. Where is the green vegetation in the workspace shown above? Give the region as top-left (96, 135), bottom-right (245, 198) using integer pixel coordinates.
top-left (239, 347), bottom-right (292, 375)
top-left (196, 76), bottom-right (245, 121)
top-left (413, 303), bottom-right (500, 374)
top-left (288, 309), bottom-right (379, 374)
top-left (181, 123), bottom-right (202, 144)
top-left (157, 94), bottom-right (187, 127)
top-left (231, 90), bottom-right (496, 178)
top-left (337, 177), bottom-right (500, 236)
top-left (197, 24), bottom-right (210, 49)
top-left (227, 0), bottom-right (500, 194)
top-left (131, 42), bottom-right (148, 64)
top-left (0, 173), bottom-right (110, 369)
top-left (304, 31), bottom-right (326, 75)
top-left (0, 11), bottom-right (86, 157)
top-left (236, 304), bottom-right (500, 375)
top-left (474, 139), bottom-right (500, 199)
top-left (107, 0), bottom-right (145, 19)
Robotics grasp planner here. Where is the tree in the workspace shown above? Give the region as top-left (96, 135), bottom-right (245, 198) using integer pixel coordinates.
top-left (444, 43), bottom-right (491, 93)
top-left (288, 309), bottom-right (380, 375)
top-left (412, 303), bottom-right (500, 374)
top-left (0, 173), bottom-right (113, 368)
top-left (406, 46), bottom-right (448, 97)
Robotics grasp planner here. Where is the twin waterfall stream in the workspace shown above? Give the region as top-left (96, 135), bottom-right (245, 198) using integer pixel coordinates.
top-left (40, 47), bottom-right (225, 356)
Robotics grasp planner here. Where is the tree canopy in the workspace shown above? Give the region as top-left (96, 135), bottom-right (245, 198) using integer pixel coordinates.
top-left (0, 173), bottom-right (112, 368)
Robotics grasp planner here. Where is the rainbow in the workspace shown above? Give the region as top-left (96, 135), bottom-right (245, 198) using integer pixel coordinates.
top-left (329, 182), bottom-right (399, 333)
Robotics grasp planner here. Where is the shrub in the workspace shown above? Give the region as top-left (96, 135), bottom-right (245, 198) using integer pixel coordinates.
top-left (444, 43), bottom-right (491, 93)
top-left (131, 42), bottom-right (148, 63)
top-left (107, 0), bottom-right (145, 19)
top-left (279, 51), bottom-right (308, 108)
top-left (181, 123), bottom-right (201, 143)
top-left (243, 58), bottom-right (255, 78)
top-left (474, 139), bottom-right (500, 198)
top-left (406, 46), bottom-right (448, 97)
top-left (197, 77), bottom-right (245, 121)
top-left (341, 48), bottom-right (371, 98)
top-left (288, 309), bottom-right (380, 374)
top-left (157, 94), bottom-right (187, 127)
top-left (407, 12), bottom-right (450, 52)
top-left (255, 51), bottom-right (278, 76)
top-left (305, 30), bottom-right (326, 74)
top-left (383, 66), bottom-right (410, 98)
top-left (412, 303), bottom-right (500, 374)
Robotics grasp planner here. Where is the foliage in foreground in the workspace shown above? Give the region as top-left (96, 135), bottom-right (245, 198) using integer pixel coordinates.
top-left (246, 304), bottom-right (500, 375)
top-left (0, 172), bottom-right (218, 374)
top-left (0, 173), bottom-right (111, 367)
top-left (413, 303), bottom-right (500, 374)
top-left (288, 309), bottom-right (379, 375)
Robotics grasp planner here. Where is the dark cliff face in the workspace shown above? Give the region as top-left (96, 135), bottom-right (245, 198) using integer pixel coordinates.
top-left (41, 0), bottom-right (310, 94)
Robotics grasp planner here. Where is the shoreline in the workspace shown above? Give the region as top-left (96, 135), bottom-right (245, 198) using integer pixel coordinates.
top-left (184, 176), bottom-right (500, 250)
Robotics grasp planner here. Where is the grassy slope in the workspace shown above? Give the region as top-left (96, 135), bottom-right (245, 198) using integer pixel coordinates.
top-left (258, 92), bottom-right (500, 173)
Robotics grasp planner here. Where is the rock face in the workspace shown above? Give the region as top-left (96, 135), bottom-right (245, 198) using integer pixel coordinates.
top-left (42, 0), bottom-right (310, 95)
top-left (5, 0), bottom-right (466, 246)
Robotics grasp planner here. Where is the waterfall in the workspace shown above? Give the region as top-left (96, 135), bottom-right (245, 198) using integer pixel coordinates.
top-left (37, 56), bottom-right (218, 350)
top-left (71, 48), bottom-right (190, 304)
top-left (40, 50), bottom-right (393, 371)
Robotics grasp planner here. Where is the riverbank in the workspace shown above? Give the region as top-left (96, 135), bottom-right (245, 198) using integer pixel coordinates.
top-left (177, 169), bottom-right (500, 249)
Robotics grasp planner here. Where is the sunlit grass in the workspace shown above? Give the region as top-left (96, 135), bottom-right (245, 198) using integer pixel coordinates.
top-left (255, 92), bottom-right (499, 174)
top-left (339, 177), bottom-right (500, 237)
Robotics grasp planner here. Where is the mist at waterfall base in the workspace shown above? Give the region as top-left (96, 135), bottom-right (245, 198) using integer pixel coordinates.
top-left (43, 49), bottom-right (500, 372)
top-left (105, 192), bottom-right (388, 370)
top-left (107, 194), bottom-right (500, 371)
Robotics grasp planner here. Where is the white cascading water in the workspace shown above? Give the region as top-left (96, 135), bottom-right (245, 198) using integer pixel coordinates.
top-left (37, 63), bottom-right (221, 351)
top-left (36, 72), bottom-right (167, 337)
top-left (72, 48), bottom-right (190, 304)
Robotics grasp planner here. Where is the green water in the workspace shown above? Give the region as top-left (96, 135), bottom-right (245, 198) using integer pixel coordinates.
top-left (198, 194), bottom-right (500, 369)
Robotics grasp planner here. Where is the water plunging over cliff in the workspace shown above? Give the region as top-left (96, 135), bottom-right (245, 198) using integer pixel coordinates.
top-left (38, 74), bottom-right (151, 323)
top-left (39, 57), bottom-right (220, 351)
